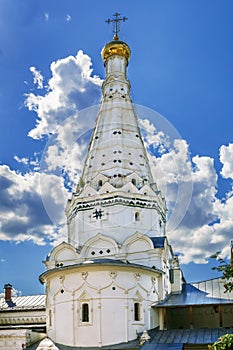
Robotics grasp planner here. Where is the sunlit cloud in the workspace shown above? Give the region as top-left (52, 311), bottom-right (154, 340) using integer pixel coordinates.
top-left (65, 14), bottom-right (72, 22)
top-left (29, 66), bottom-right (44, 89)
top-left (0, 49), bottom-right (231, 264)
top-left (44, 13), bottom-right (49, 22)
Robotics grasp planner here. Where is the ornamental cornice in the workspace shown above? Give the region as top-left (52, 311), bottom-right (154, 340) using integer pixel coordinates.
top-left (0, 315), bottom-right (46, 325)
top-left (66, 194), bottom-right (166, 224)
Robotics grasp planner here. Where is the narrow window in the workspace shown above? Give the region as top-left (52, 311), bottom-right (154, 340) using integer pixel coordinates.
top-left (49, 309), bottom-right (52, 327)
top-left (135, 212), bottom-right (140, 221)
top-left (82, 303), bottom-right (89, 322)
top-left (98, 180), bottom-right (103, 187)
top-left (131, 178), bottom-right (136, 186)
top-left (134, 302), bottom-right (140, 321)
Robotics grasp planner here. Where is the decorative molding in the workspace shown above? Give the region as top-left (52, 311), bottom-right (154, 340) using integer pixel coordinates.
top-left (109, 271), bottom-right (117, 279)
top-left (67, 194), bottom-right (166, 223)
top-left (82, 272), bottom-right (88, 280)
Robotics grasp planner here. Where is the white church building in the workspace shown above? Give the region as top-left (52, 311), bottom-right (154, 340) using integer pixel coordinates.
top-left (0, 15), bottom-right (232, 350)
top-left (39, 26), bottom-right (184, 348)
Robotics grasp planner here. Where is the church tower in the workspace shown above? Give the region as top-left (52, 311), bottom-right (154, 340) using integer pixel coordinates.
top-left (41, 14), bottom-right (182, 348)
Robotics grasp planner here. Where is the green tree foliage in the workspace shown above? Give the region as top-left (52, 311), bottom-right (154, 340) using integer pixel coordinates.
top-left (208, 334), bottom-right (233, 350)
top-left (210, 251), bottom-right (233, 292)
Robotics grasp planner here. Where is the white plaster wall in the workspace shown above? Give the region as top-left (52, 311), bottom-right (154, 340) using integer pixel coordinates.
top-left (45, 265), bottom-right (161, 347)
top-left (0, 329), bottom-right (45, 350)
top-left (71, 204), bottom-right (161, 248)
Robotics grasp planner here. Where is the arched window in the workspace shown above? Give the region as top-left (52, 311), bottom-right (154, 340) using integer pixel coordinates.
top-left (82, 303), bottom-right (89, 322)
top-left (135, 212), bottom-right (140, 221)
top-left (98, 179), bottom-right (103, 188)
top-left (134, 302), bottom-right (140, 321)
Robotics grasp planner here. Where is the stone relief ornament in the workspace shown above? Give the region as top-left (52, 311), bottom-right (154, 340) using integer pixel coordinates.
top-left (82, 272), bottom-right (88, 280)
top-left (110, 271), bottom-right (117, 279)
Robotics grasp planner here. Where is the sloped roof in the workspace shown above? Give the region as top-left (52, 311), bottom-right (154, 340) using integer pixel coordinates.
top-left (144, 327), bottom-right (233, 347)
top-left (155, 278), bottom-right (233, 307)
top-left (0, 294), bottom-right (45, 311)
top-left (150, 237), bottom-right (166, 248)
top-left (25, 328), bottom-right (233, 349)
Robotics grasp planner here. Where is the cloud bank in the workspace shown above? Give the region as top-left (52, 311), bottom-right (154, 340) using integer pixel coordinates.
top-left (1, 49), bottom-right (233, 266)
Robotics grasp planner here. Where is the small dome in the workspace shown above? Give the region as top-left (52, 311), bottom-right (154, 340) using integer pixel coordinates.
top-left (101, 40), bottom-right (131, 63)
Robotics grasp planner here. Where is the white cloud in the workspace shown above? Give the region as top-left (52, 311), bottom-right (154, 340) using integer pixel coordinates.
top-left (0, 164), bottom-right (69, 245)
top-left (66, 14), bottom-right (71, 22)
top-left (138, 115), bottom-right (233, 264)
top-left (10, 51), bottom-right (232, 265)
top-left (220, 143), bottom-right (233, 179)
top-left (25, 50), bottom-right (102, 140)
top-left (29, 66), bottom-right (44, 89)
top-left (44, 13), bottom-right (49, 21)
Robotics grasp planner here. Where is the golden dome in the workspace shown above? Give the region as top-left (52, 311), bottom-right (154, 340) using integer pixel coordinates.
top-left (101, 40), bottom-right (131, 64)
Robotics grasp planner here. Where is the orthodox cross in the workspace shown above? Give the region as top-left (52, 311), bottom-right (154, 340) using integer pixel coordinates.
top-left (105, 12), bottom-right (128, 40)
top-left (93, 209), bottom-right (104, 220)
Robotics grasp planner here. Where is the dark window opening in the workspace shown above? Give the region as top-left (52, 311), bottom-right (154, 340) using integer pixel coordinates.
top-left (132, 179), bottom-right (136, 186)
top-left (134, 302), bottom-right (140, 321)
top-left (135, 212), bottom-right (140, 221)
top-left (82, 303), bottom-right (89, 322)
top-left (169, 269), bottom-right (174, 284)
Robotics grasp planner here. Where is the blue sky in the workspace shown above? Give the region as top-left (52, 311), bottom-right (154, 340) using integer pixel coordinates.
top-left (0, 0), bottom-right (233, 295)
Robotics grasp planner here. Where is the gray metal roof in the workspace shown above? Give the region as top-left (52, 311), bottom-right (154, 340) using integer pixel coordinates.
top-left (155, 278), bottom-right (233, 307)
top-left (25, 328), bottom-right (233, 349)
top-left (0, 294), bottom-right (45, 311)
top-left (144, 327), bottom-right (233, 346)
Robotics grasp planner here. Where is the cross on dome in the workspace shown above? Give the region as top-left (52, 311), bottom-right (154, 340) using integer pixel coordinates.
top-left (105, 12), bottom-right (128, 40)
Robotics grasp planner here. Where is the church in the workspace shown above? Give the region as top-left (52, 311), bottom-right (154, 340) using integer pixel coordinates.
top-left (0, 14), bottom-right (232, 350)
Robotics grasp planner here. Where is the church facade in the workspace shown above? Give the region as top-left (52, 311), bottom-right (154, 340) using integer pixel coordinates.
top-left (1, 18), bottom-right (232, 350)
top-left (40, 31), bottom-right (183, 348)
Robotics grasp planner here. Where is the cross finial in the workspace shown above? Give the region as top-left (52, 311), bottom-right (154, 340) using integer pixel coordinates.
top-left (105, 12), bottom-right (128, 40)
